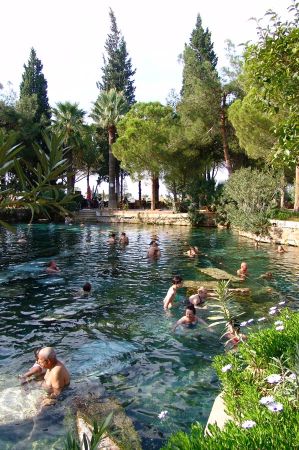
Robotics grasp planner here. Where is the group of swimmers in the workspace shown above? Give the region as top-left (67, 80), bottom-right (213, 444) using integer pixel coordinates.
top-left (23, 231), bottom-right (288, 402)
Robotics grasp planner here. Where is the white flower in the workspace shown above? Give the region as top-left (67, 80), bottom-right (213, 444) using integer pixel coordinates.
top-left (240, 321), bottom-right (247, 327)
top-left (259, 395), bottom-right (275, 405)
top-left (222, 364), bottom-right (232, 373)
top-left (266, 374), bottom-right (282, 384)
top-left (266, 402), bottom-right (283, 412)
top-left (247, 319), bottom-right (254, 324)
top-left (287, 373), bottom-right (296, 382)
top-left (274, 321), bottom-right (283, 325)
top-left (258, 317), bottom-right (266, 322)
top-left (158, 410), bottom-right (168, 420)
top-left (278, 301), bottom-right (286, 305)
top-left (269, 310), bottom-right (277, 315)
top-left (269, 306), bottom-right (277, 310)
top-left (241, 420), bottom-right (256, 429)
top-left (275, 325), bottom-right (284, 331)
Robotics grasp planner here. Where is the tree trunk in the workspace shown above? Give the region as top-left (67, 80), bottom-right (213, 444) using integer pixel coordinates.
top-left (220, 92), bottom-right (233, 176)
top-left (280, 172), bottom-right (285, 209)
top-left (151, 175), bottom-right (159, 210)
top-left (87, 168), bottom-right (90, 199)
top-left (115, 160), bottom-right (120, 205)
top-left (294, 165), bottom-right (299, 212)
top-left (108, 125), bottom-right (117, 209)
top-left (120, 171), bottom-right (124, 204)
top-left (138, 181), bottom-right (142, 202)
top-left (67, 149), bottom-right (74, 194)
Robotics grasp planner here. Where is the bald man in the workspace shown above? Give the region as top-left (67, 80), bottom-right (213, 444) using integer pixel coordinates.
top-left (38, 347), bottom-right (70, 401)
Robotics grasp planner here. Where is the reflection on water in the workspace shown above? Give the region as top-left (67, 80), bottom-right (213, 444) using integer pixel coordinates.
top-left (0, 224), bottom-right (298, 449)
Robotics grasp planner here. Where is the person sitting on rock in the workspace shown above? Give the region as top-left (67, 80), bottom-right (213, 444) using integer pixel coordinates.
top-left (38, 347), bottom-right (70, 404)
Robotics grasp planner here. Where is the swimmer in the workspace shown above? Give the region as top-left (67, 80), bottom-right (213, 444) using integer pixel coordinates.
top-left (119, 232), bottom-right (129, 245)
top-left (260, 271), bottom-right (273, 280)
top-left (223, 319), bottom-right (247, 350)
top-left (75, 282), bottom-right (92, 297)
top-left (46, 260), bottom-right (60, 274)
top-left (19, 348), bottom-right (46, 383)
top-left (189, 286), bottom-right (208, 307)
top-left (186, 246), bottom-right (199, 257)
top-left (173, 305), bottom-right (199, 331)
top-left (64, 215), bottom-right (73, 225)
top-left (147, 241), bottom-right (161, 259)
top-left (237, 262), bottom-right (248, 280)
top-left (108, 233), bottom-right (117, 244)
top-left (17, 235), bottom-right (27, 244)
top-left (38, 347), bottom-right (70, 404)
top-left (277, 245), bottom-right (287, 253)
top-left (163, 275), bottom-right (183, 310)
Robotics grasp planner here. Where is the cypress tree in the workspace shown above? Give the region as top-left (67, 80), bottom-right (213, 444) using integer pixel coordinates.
top-left (97, 9), bottom-right (136, 106)
top-left (189, 15), bottom-right (218, 69)
top-left (20, 48), bottom-right (51, 123)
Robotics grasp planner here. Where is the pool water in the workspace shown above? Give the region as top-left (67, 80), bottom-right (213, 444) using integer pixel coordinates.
top-left (0, 223), bottom-right (298, 449)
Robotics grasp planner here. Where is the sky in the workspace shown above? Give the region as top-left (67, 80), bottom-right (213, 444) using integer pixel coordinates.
top-left (0, 0), bottom-right (291, 198)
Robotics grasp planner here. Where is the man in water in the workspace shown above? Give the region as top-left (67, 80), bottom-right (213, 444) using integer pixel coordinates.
top-left (38, 347), bottom-right (70, 403)
top-left (119, 232), bottom-right (129, 245)
top-left (163, 275), bottom-right (183, 310)
top-left (108, 233), bottom-right (117, 244)
top-left (237, 262), bottom-right (248, 280)
top-left (147, 241), bottom-right (161, 258)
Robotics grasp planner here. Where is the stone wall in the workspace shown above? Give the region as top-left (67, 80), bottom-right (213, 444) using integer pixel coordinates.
top-left (88, 209), bottom-right (216, 227)
top-left (238, 219), bottom-right (299, 247)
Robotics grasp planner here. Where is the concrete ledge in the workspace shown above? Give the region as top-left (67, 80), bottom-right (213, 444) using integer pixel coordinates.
top-left (205, 393), bottom-right (232, 435)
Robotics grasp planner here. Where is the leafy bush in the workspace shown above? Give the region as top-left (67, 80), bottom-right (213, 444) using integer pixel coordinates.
top-left (222, 168), bottom-right (280, 237)
top-left (269, 208), bottom-right (299, 221)
top-left (188, 206), bottom-right (205, 227)
top-left (163, 310), bottom-right (299, 449)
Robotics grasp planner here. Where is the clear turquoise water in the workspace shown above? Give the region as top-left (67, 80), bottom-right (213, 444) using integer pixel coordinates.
top-left (0, 223), bottom-right (298, 449)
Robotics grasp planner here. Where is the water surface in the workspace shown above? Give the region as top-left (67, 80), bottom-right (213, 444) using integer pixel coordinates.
top-left (0, 223), bottom-right (298, 449)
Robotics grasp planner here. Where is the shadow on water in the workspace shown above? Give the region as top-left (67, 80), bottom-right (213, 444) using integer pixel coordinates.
top-left (0, 224), bottom-right (298, 449)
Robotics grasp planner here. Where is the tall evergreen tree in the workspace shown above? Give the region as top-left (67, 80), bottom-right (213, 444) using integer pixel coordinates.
top-left (189, 15), bottom-right (218, 69)
top-left (20, 48), bottom-right (51, 123)
top-left (179, 14), bottom-right (222, 174)
top-left (97, 8), bottom-right (136, 106)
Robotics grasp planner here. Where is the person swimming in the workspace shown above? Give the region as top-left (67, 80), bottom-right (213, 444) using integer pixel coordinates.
top-left (237, 262), bottom-right (248, 280)
top-left (186, 246), bottom-right (199, 258)
top-left (173, 305), bottom-right (199, 331)
top-left (46, 260), bottom-right (60, 274)
top-left (188, 286), bottom-right (208, 307)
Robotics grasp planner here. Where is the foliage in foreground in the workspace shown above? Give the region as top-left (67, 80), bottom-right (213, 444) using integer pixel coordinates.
top-left (0, 131), bottom-right (75, 230)
top-left (163, 310), bottom-right (299, 449)
top-left (63, 412), bottom-right (113, 450)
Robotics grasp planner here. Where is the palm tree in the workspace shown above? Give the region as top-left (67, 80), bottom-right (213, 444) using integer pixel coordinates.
top-left (91, 89), bottom-right (128, 209)
top-left (79, 126), bottom-right (104, 199)
top-left (51, 102), bottom-right (85, 193)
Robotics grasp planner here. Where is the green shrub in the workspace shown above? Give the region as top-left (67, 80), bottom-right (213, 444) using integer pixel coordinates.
top-left (222, 168), bottom-right (280, 237)
top-left (269, 208), bottom-right (299, 221)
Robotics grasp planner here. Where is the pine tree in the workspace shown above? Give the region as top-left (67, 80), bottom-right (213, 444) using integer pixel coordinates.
top-left (20, 48), bottom-right (51, 123)
top-left (97, 9), bottom-right (136, 106)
